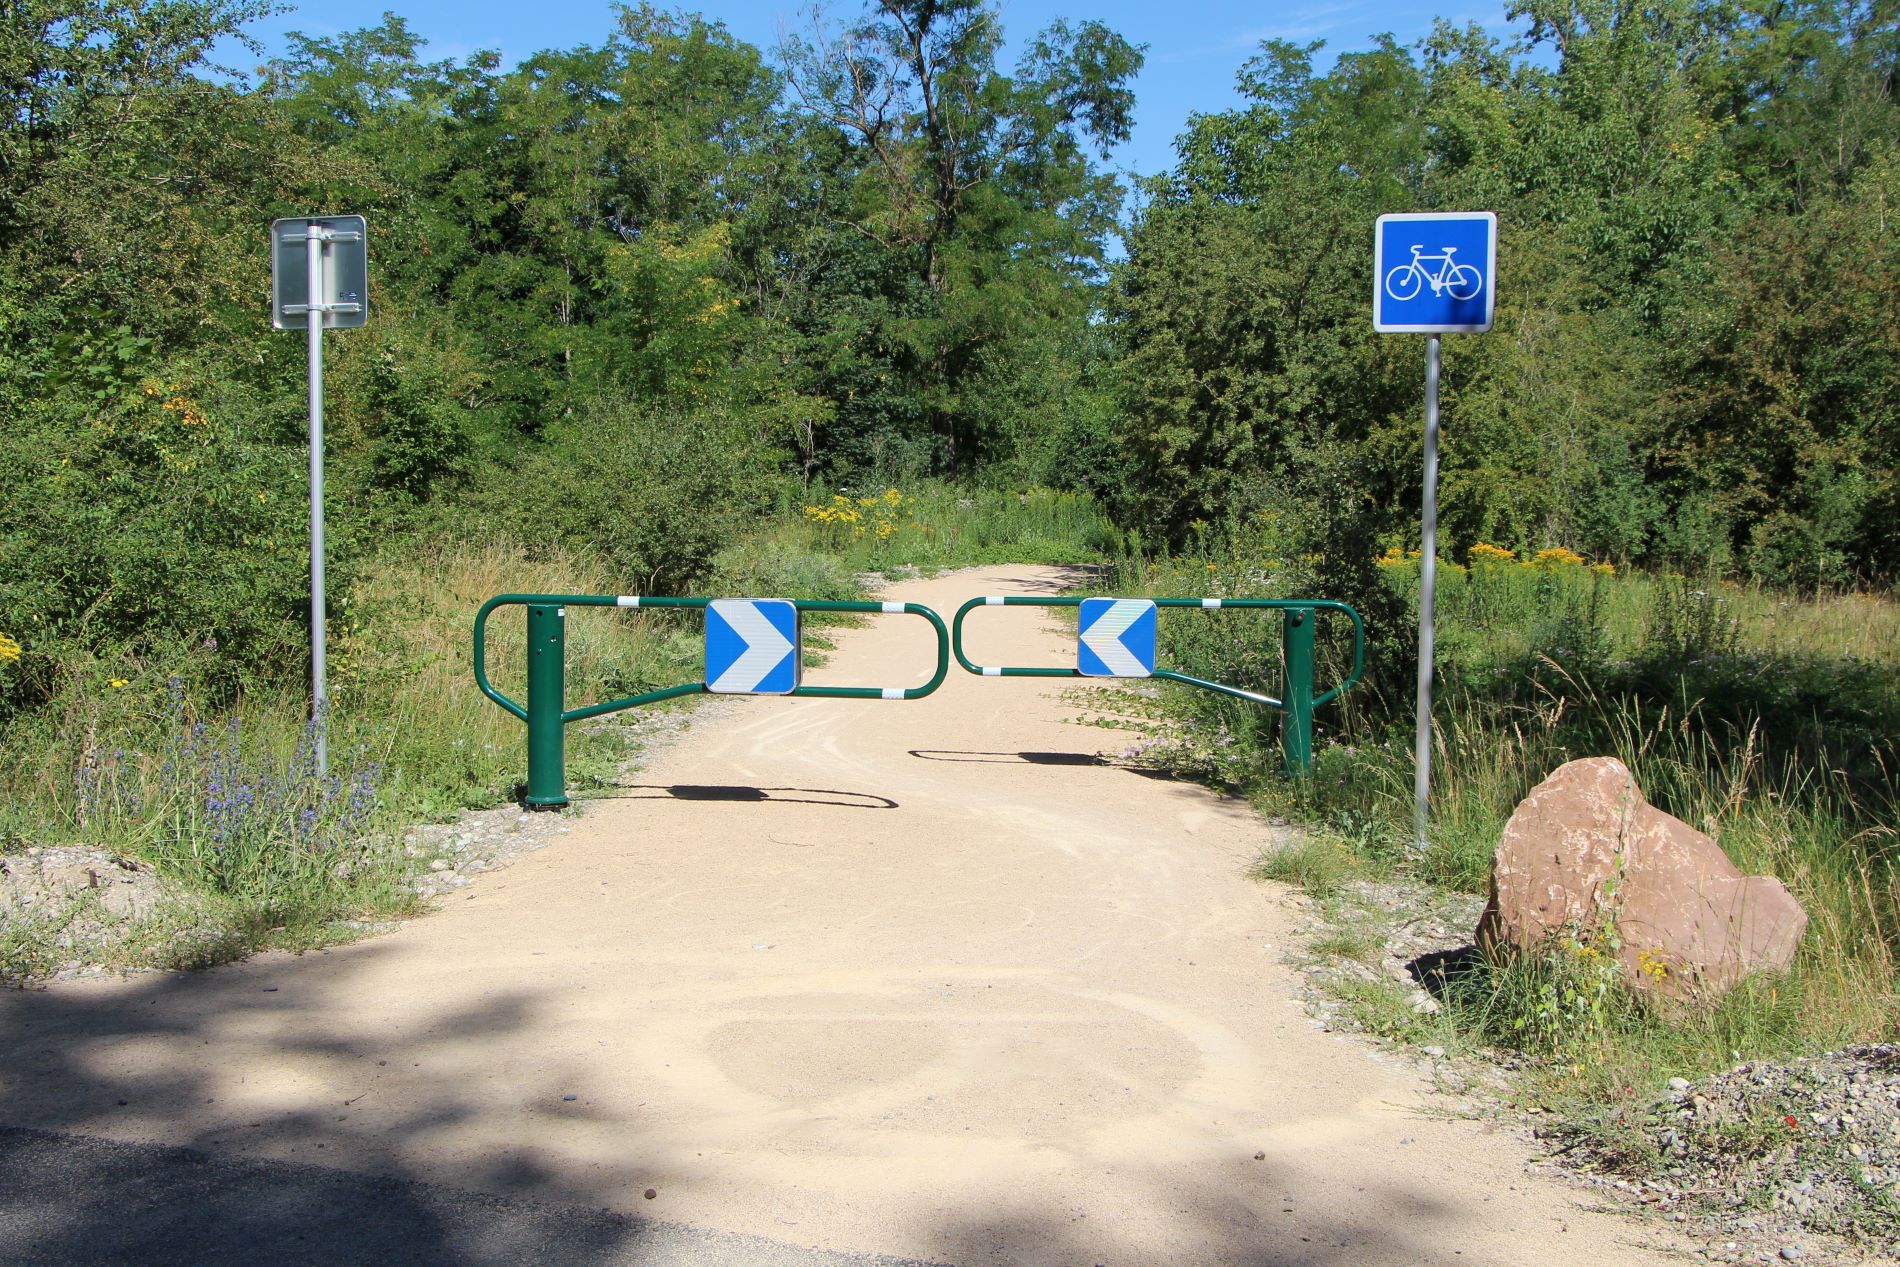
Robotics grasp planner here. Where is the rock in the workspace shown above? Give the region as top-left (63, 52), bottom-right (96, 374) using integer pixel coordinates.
top-left (1475, 757), bottom-right (1806, 1004)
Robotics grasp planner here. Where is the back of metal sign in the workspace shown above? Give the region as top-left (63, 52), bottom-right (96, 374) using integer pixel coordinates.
top-left (270, 216), bottom-right (369, 330)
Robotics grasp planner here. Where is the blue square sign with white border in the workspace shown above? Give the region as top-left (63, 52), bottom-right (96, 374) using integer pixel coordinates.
top-left (705, 598), bottom-right (800, 695)
top-left (1077, 598), bottom-right (1157, 678)
top-left (1374, 211), bottom-right (1497, 333)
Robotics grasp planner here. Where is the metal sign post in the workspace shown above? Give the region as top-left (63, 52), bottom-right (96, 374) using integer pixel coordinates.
top-left (271, 215), bottom-right (368, 776)
top-left (1415, 335), bottom-right (1441, 849)
top-left (1374, 211), bottom-right (1496, 850)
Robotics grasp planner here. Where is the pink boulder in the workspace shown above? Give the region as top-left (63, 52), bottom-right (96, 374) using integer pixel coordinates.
top-left (1475, 757), bottom-right (1806, 1003)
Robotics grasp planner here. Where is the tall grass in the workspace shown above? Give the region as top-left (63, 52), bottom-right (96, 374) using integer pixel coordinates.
top-left (349, 537), bottom-right (700, 815)
top-left (0, 538), bottom-right (701, 978)
top-left (769, 483), bottom-right (1123, 573)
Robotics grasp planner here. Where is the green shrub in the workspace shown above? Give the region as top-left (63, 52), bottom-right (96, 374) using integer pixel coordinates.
top-left (468, 400), bottom-right (774, 593)
top-left (0, 369), bottom-right (331, 716)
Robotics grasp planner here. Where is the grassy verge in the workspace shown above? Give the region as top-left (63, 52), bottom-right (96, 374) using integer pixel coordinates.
top-left (1108, 544), bottom-right (1900, 1220)
top-left (0, 538), bottom-right (704, 982)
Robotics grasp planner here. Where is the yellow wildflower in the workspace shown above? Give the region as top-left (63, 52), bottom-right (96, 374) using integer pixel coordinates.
top-left (802, 494), bottom-right (864, 526)
top-left (0, 632), bottom-right (19, 664)
top-left (1531, 546), bottom-right (1586, 569)
top-left (1590, 562), bottom-right (1615, 577)
top-left (1469, 541), bottom-right (1518, 565)
top-left (160, 394), bottom-right (208, 427)
top-left (108, 678), bottom-right (129, 688)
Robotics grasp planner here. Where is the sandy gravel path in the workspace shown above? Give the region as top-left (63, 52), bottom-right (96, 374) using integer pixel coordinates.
top-left (0, 565), bottom-right (1684, 1265)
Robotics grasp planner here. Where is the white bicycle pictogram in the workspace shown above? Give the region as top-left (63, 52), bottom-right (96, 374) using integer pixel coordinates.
top-left (1384, 244), bottom-right (1483, 302)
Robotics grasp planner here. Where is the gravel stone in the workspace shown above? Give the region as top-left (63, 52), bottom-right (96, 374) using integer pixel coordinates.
top-left (1555, 1045), bottom-right (1900, 1265)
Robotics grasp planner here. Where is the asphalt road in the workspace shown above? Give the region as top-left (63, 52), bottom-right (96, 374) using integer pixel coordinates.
top-left (0, 1126), bottom-right (941, 1267)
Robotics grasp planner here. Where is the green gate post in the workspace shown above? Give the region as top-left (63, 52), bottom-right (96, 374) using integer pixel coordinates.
top-left (1281, 606), bottom-right (1316, 777)
top-left (525, 603), bottom-right (567, 809)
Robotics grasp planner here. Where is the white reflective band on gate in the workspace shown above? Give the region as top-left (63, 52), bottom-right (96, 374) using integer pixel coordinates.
top-left (882, 601), bottom-right (904, 613)
top-left (983, 667), bottom-right (1001, 677)
top-left (881, 687), bottom-right (904, 700)
top-left (615, 595), bottom-right (640, 608)
top-left (985, 596), bottom-right (1004, 605)
top-left (1202, 598), bottom-right (1222, 608)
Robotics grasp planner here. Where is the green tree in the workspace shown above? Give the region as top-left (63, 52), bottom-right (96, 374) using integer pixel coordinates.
top-left (782, 0), bottom-right (1142, 474)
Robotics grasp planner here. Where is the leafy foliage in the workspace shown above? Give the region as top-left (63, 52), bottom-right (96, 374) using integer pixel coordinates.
top-left (1111, 2), bottom-right (1900, 589)
top-left (0, 0), bottom-right (1139, 716)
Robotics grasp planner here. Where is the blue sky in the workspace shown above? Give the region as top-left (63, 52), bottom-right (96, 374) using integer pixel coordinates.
top-left (220, 1), bottom-right (1533, 178)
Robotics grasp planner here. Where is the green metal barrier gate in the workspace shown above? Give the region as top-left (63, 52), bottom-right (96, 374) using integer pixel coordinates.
top-left (951, 595), bottom-right (1364, 777)
top-left (475, 590), bottom-right (1364, 806)
top-left (475, 594), bottom-right (950, 809)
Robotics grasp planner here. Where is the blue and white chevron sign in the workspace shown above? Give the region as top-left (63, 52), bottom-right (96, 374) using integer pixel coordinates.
top-left (1077, 598), bottom-right (1157, 678)
top-left (704, 599), bottom-right (800, 694)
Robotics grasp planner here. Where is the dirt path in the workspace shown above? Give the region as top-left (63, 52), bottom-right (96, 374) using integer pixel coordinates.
top-left (0, 566), bottom-right (1685, 1265)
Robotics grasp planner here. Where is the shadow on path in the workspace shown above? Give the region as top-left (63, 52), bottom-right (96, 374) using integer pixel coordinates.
top-left (0, 949), bottom-right (1462, 1265)
top-left (908, 749), bottom-right (1193, 783)
top-left (0, 1126), bottom-right (944, 1267)
top-left (0, 948), bottom-right (948, 1266)
top-left (601, 784), bottom-right (899, 809)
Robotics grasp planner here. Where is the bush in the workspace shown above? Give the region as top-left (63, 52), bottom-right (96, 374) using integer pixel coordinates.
top-left (0, 369), bottom-right (332, 717)
top-left (469, 400), bottom-right (775, 593)
top-left (709, 537), bottom-right (862, 602)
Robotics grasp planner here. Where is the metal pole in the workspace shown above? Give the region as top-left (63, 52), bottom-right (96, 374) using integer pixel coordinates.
top-left (524, 603), bottom-right (569, 809)
top-left (1281, 606), bottom-right (1316, 777)
top-left (306, 223), bottom-right (328, 777)
top-left (1414, 334), bottom-right (1441, 850)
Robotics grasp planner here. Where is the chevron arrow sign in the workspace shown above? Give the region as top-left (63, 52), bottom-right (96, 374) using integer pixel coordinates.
top-left (705, 599), bottom-right (800, 694)
top-left (1077, 598), bottom-right (1157, 678)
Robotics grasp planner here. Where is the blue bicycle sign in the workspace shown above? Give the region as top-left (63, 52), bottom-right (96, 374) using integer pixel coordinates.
top-left (1373, 212), bottom-right (1496, 333)
top-left (1384, 244), bottom-right (1482, 302)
